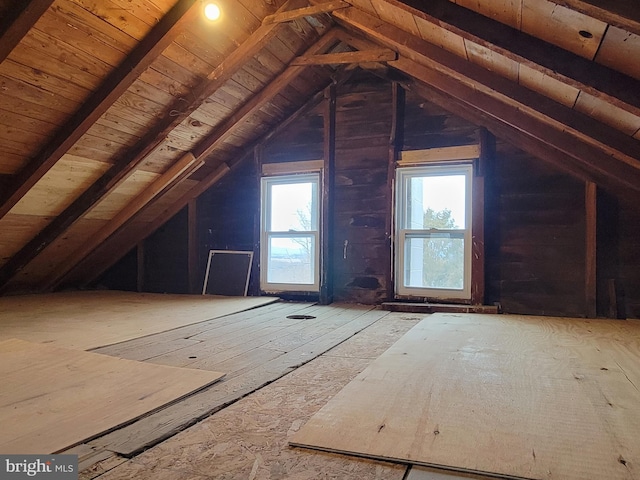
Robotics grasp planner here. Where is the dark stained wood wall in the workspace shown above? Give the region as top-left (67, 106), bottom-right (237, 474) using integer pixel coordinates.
top-left (485, 142), bottom-right (586, 317)
top-left (98, 72), bottom-right (639, 319)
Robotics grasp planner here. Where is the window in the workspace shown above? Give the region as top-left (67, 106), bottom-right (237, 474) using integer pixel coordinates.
top-left (260, 173), bottom-right (320, 292)
top-left (395, 164), bottom-right (473, 299)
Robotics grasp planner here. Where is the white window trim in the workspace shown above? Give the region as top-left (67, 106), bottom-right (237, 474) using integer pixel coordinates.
top-left (260, 172), bottom-right (321, 293)
top-left (395, 163), bottom-right (473, 300)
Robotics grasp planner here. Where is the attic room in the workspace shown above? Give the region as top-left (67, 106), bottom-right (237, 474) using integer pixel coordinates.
top-left (0, 0), bottom-right (639, 479)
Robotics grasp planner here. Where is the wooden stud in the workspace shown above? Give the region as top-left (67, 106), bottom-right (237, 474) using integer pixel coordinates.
top-left (188, 198), bottom-right (198, 295)
top-left (585, 181), bottom-right (597, 318)
top-left (320, 83), bottom-right (336, 305)
top-left (136, 241), bottom-right (144, 293)
top-left (387, 81), bottom-right (404, 301)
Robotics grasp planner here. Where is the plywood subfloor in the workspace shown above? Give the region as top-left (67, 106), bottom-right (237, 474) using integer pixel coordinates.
top-left (77, 313), bottom-right (423, 480)
top-left (82, 302), bottom-right (390, 456)
top-left (290, 313), bottom-right (640, 480)
top-left (0, 338), bottom-right (224, 455)
top-left (0, 291), bottom-right (277, 350)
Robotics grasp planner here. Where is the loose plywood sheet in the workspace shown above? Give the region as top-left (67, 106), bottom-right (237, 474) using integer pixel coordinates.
top-left (0, 338), bottom-right (224, 454)
top-left (291, 313), bottom-right (640, 480)
top-left (0, 291), bottom-right (278, 350)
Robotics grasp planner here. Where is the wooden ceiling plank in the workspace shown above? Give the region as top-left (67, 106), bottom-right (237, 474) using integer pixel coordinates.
top-left (263, 1), bottom-right (349, 24)
top-left (68, 76), bottom-right (336, 289)
top-left (41, 152), bottom-right (203, 291)
top-left (0, 0), bottom-right (54, 64)
top-left (292, 48), bottom-right (397, 65)
top-left (0, 0), bottom-right (201, 221)
top-left (326, 6), bottom-right (640, 189)
top-left (551, 0), bottom-right (640, 36)
top-left (383, 0), bottom-right (640, 117)
top-left (0, 0), bottom-right (320, 291)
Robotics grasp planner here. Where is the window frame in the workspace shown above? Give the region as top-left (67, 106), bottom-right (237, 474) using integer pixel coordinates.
top-left (395, 163), bottom-right (473, 300)
top-left (260, 172), bottom-right (321, 293)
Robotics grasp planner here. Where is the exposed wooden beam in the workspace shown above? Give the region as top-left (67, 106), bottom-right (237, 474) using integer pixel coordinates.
top-left (0, 0), bottom-right (200, 220)
top-left (54, 31), bottom-right (340, 290)
top-left (0, 0), bottom-right (313, 291)
top-left (41, 152), bottom-right (203, 291)
top-left (292, 48), bottom-right (397, 65)
top-left (0, 0), bottom-right (54, 64)
top-left (585, 181), bottom-right (597, 318)
top-left (552, 0), bottom-right (640, 36)
top-left (386, 0), bottom-right (640, 117)
top-left (319, 83), bottom-right (336, 305)
top-left (192, 29), bottom-right (340, 160)
top-left (188, 199), bottom-right (199, 294)
top-left (263, 1), bottom-right (349, 24)
top-left (327, 6), bottom-right (640, 191)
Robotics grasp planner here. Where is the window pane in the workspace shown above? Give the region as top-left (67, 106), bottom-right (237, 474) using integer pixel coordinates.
top-left (407, 174), bottom-right (467, 229)
top-left (404, 234), bottom-right (464, 290)
top-left (269, 182), bottom-right (316, 231)
top-left (267, 236), bottom-right (315, 284)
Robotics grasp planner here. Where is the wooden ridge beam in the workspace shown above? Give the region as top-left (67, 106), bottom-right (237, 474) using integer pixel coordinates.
top-left (263, 1), bottom-right (349, 24)
top-left (385, 0), bottom-right (640, 117)
top-left (0, 0), bottom-right (312, 292)
top-left (0, 0), bottom-right (200, 220)
top-left (327, 6), bottom-right (640, 190)
top-left (41, 152), bottom-right (204, 291)
top-left (292, 48), bottom-right (397, 65)
top-left (0, 0), bottom-right (54, 64)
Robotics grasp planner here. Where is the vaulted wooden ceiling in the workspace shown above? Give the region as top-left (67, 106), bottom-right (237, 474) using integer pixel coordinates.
top-left (0, 0), bottom-right (639, 295)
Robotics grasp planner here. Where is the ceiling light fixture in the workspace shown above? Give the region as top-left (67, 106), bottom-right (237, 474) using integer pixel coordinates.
top-left (204, 3), bottom-right (221, 21)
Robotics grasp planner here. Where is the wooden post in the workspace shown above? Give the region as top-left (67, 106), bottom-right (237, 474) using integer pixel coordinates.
top-left (387, 82), bottom-right (404, 301)
top-left (471, 128), bottom-right (492, 306)
top-left (136, 241), bottom-right (145, 293)
top-left (252, 145), bottom-right (264, 296)
top-left (585, 181), bottom-right (597, 318)
top-left (188, 199), bottom-right (198, 294)
top-left (320, 83), bottom-right (336, 305)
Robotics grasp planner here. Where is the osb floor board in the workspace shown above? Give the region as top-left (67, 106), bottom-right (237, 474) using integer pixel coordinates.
top-left (0, 339), bottom-right (224, 455)
top-left (0, 291), bottom-right (278, 350)
top-left (290, 313), bottom-right (640, 480)
top-left (82, 314), bottom-right (422, 480)
top-left (87, 303), bottom-right (390, 457)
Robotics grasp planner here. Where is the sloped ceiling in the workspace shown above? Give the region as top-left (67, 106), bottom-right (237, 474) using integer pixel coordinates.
top-left (0, 0), bottom-right (638, 294)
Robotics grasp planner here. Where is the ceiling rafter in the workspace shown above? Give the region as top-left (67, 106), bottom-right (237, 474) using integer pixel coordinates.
top-left (35, 28), bottom-right (340, 292)
top-left (0, 0), bottom-right (321, 292)
top-left (0, 0), bottom-right (54, 64)
top-left (552, 0), bottom-right (640, 36)
top-left (40, 152), bottom-right (204, 292)
top-left (0, 0), bottom-right (201, 220)
top-left (63, 67), bottom-right (358, 290)
top-left (384, 0), bottom-right (640, 118)
top-left (323, 4), bottom-right (640, 192)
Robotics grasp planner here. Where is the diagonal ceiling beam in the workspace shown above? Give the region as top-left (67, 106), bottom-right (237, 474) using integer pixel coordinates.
top-left (0, 0), bottom-right (54, 64)
top-left (552, 0), bottom-right (640, 36)
top-left (62, 64), bottom-right (348, 290)
top-left (0, 0), bottom-right (314, 292)
top-left (0, 0), bottom-right (201, 220)
top-left (389, 0), bottom-right (640, 117)
top-left (325, 5), bottom-right (640, 191)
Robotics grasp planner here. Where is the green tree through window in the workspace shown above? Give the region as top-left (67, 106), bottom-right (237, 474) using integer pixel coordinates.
top-left (422, 207), bottom-right (464, 289)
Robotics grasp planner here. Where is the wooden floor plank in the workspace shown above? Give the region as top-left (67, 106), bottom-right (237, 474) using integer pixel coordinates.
top-left (290, 313), bottom-right (640, 480)
top-left (88, 304), bottom-right (388, 456)
top-left (0, 291), bottom-right (278, 350)
top-left (0, 339), bottom-right (224, 454)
